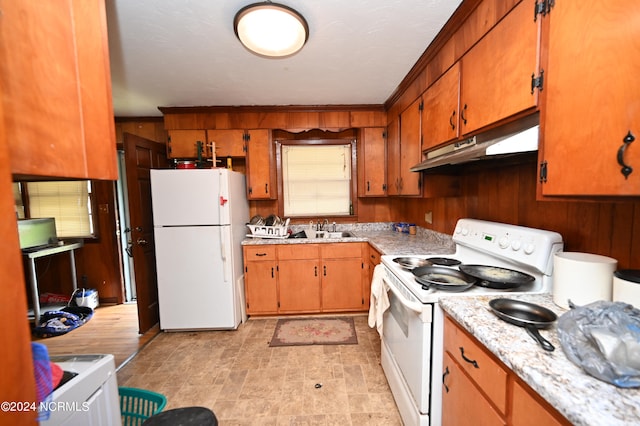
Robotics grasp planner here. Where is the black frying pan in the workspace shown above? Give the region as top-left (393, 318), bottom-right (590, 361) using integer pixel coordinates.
top-left (489, 298), bottom-right (557, 351)
top-left (459, 265), bottom-right (535, 289)
top-left (412, 266), bottom-right (476, 292)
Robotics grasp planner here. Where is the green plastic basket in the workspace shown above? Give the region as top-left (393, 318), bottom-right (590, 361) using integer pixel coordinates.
top-left (119, 387), bottom-right (167, 426)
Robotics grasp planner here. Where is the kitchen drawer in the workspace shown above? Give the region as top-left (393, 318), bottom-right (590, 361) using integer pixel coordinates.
top-left (368, 244), bottom-right (382, 264)
top-left (277, 244), bottom-right (319, 260)
top-left (321, 242), bottom-right (363, 259)
top-left (244, 245), bottom-right (276, 261)
top-left (444, 315), bottom-right (507, 415)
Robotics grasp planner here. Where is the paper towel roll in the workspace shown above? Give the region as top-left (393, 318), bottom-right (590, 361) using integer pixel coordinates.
top-left (553, 252), bottom-right (617, 309)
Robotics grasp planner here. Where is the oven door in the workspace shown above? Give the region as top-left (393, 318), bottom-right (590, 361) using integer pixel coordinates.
top-left (381, 274), bottom-right (433, 415)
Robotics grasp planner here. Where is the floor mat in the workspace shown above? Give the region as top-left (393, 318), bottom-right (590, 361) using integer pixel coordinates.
top-left (269, 316), bottom-right (358, 347)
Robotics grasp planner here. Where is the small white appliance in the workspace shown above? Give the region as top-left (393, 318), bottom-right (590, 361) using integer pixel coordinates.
top-left (41, 354), bottom-right (120, 426)
top-left (379, 218), bottom-right (563, 426)
top-left (150, 168), bottom-right (249, 330)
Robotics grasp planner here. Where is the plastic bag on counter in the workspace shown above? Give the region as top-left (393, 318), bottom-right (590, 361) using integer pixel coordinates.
top-left (557, 300), bottom-right (640, 388)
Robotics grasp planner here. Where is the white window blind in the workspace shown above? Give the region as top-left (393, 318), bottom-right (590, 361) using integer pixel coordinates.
top-left (282, 144), bottom-right (351, 216)
top-left (26, 181), bottom-right (94, 237)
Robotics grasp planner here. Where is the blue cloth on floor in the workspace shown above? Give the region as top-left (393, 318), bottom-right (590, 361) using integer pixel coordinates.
top-left (33, 306), bottom-right (93, 338)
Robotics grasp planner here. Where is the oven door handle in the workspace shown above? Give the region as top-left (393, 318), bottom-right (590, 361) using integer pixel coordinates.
top-left (384, 278), bottom-right (425, 314)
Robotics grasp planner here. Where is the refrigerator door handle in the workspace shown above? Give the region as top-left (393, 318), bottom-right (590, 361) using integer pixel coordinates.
top-left (220, 229), bottom-right (230, 283)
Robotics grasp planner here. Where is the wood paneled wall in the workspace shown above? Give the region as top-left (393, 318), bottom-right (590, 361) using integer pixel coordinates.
top-left (386, 156), bottom-right (640, 270)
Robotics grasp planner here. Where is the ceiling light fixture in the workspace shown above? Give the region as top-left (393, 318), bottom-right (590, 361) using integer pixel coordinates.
top-left (234, 2), bottom-right (309, 58)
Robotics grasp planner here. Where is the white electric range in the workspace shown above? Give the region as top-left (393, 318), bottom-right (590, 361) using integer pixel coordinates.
top-left (379, 218), bottom-right (564, 426)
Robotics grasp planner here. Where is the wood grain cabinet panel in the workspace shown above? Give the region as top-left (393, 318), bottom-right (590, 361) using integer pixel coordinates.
top-left (398, 97), bottom-right (423, 196)
top-left (442, 352), bottom-right (506, 426)
top-left (539, 0), bottom-right (640, 196)
top-left (444, 315), bottom-right (508, 415)
top-left (166, 130), bottom-right (206, 159)
top-left (422, 63), bottom-right (461, 151)
top-left (243, 243), bottom-right (367, 315)
top-left (245, 129), bottom-right (276, 200)
top-left (460, 0), bottom-right (540, 135)
top-left (207, 129), bottom-right (246, 158)
top-left (358, 127), bottom-right (387, 197)
top-left (443, 315), bottom-right (571, 426)
top-left (1, 0), bottom-right (117, 180)
top-left (243, 246), bottom-right (278, 314)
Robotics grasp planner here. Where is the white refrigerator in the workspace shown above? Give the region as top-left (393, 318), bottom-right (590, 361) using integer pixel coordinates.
top-left (150, 168), bottom-right (249, 330)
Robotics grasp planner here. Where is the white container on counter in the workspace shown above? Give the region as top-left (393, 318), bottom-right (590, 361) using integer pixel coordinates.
top-left (553, 252), bottom-right (617, 309)
top-left (613, 269), bottom-right (640, 308)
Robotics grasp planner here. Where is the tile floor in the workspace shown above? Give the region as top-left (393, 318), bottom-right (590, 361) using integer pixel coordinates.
top-left (116, 314), bottom-right (402, 425)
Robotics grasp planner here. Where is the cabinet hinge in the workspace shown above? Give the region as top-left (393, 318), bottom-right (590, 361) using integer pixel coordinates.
top-left (382, 131), bottom-right (387, 139)
top-left (243, 144), bottom-right (247, 153)
top-left (419, 100), bottom-right (424, 111)
top-left (248, 187), bottom-right (253, 195)
top-left (539, 161), bottom-right (548, 183)
top-left (244, 132), bottom-right (251, 142)
top-left (534, 0), bottom-right (554, 21)
top-left (531, 69), bottom-right (544, 94)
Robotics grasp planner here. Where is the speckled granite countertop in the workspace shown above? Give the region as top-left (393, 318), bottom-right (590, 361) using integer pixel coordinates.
top-left (242, 222), bottom-right (456, 255)
top-left (439, 294), bottom-right (640, 426)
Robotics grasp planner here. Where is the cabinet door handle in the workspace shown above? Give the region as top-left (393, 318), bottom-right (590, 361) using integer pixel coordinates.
top-left (255, 253), bottom-right (267, 257)
top-left (271, 267), bottom-right (274, 278)
top-left (617, 131), bottom-right (635, 179)
top-left (323, 265), bottom-right (327, 276)
top-left (314, 266), bottom-right (318, 276)
top-left (460, 104), bottom-right (468, 125)
top-left (459, 347), bottom-right (479, 368)
top-left (442, 366), bottom-right (450, 393)
top-left (449, 110), bottom-right (456, 130)
top-left (265, 183), bottom-right (269, 194)
top-left (367, 181), bottom-right (370, 192)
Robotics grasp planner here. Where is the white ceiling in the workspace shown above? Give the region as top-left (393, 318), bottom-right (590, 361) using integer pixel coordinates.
top-left (106, 0), bottom-right (462, 117)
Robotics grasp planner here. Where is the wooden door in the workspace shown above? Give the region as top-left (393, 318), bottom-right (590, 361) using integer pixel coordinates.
top-left (246, 129), bottom-right (275, 199)
top-left (207, 129), bottom-right (246, 158)
top-left (278, 259), bottom-right (321, 313)
top-left (0, 101), bottom-right (38, 424)
top-left (387, 117), bottom-right (401, 195)
top-left (539, 1), bottom-right (640, 196)
top-left (123, 133), bottom-right (169, 333)
top-left (359, 127), bottom-right (387, 196)
top-left (167, 129), bottom-right (206, 159)
top-left (244, 260), bottom-right (278, 314)
top-left (460, 0), bottom-right (539, 134)
top-left (422, 63), bottom-right (461, 151)
top-left (442, 352), bottom-right (506, 426)
top-left (399, 98), bottom-right (422, 195)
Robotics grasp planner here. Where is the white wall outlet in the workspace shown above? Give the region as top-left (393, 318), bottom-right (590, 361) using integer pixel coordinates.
top-left (425, 211), bottom-right (433, 224)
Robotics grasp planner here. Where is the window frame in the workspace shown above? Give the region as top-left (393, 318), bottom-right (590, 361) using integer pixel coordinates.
top-left (18, 180), bottom-right (99, 240)
top-left (274, 129), bottom-right (358, 220)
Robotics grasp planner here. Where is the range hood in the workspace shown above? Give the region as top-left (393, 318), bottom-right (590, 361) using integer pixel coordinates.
top-left (411, 118), bottom-right (540, 172)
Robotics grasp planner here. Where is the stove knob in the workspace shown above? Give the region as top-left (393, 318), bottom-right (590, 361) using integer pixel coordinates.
top-left (511, 240), bottom-right (522, 251)
top-left (498, 236), bottom-right (509, 249)
top-left (460, 227), bottom-right (469, 236)
top-left (524, 243), bottom-right (535, 254)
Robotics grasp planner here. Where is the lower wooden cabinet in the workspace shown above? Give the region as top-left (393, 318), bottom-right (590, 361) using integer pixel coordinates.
top-left (243, 242), bottom-right (368, 315)
top-left (243, 245), bottom-right (278, 314)
top-left (443, 316), bottom-right (571, 426)
top-left (442, 351), bottom-right (505, 426)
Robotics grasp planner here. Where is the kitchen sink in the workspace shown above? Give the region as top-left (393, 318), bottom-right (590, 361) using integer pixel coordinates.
top-left (302, 230), bottom-right (356, 239)
top-left (324, 231), bottom-right (355, 238)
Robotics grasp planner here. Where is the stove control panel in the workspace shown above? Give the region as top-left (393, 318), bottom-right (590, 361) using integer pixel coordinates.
top-left (453, 219), bottom-right (563, 274)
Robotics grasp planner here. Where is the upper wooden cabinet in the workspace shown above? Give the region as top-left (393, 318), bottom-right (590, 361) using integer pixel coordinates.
top-left (245, 129), bottom-right (276, 200)
top-left (388, 98), bottom-right (422, 196)
top-left (460, 0), bottom-right (540, 135)
top-left (167, 130), bottom-right (207, 159)
top-left (207, 129), bottom-right (246, 158)
top-left (422, 63), bottom-right (461, 151)
top-left (538, 1), bottom-right (640, 196)
top-left (358, 127), bottom-right (387, 197)
top-left (1, 0), bottom-right (117, 180)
